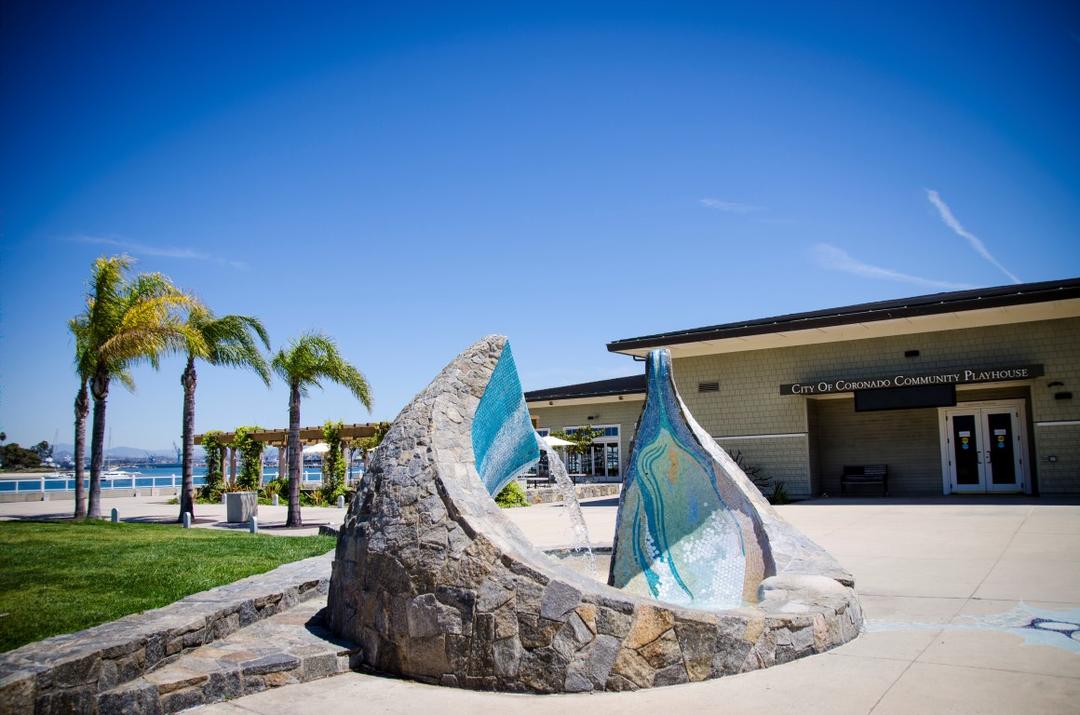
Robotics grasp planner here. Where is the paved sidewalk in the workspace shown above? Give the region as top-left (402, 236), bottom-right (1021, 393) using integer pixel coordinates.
top-left (193, 499), bottom-right (1080, 714)
top-left (0, 495), bottom-right (349, 537)
top-left (0, 491), bottom-right (616, 540)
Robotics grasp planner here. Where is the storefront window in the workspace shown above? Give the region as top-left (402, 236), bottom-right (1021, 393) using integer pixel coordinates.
top-left (563, 425), bottom-right (621, 480)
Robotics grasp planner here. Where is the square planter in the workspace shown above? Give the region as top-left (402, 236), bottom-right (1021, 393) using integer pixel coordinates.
top-left (226, 491), bottom-right (258, 523)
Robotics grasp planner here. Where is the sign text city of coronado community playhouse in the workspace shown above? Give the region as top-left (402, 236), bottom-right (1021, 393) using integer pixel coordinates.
top-left (780, 365), bottom-right (1044, 396)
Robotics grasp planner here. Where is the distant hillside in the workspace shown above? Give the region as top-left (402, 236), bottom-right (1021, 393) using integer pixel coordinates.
top-left (50, 444), bottom-right (200, 460)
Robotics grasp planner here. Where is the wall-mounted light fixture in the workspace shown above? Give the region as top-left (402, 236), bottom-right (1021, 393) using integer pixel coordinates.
top-left (904, 350), bottom-right (920, 358)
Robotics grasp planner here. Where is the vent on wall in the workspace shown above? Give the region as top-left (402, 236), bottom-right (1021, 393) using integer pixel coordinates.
top-left (698, 381), bottom-right (720, 393)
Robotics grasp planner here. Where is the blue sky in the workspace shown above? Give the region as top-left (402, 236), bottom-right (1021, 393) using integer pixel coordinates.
top-left (2, 1), bottom-right (1078, 450)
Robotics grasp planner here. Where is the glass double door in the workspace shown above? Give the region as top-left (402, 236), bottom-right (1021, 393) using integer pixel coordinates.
top-left (942, 403), bottom-right (1027, 493)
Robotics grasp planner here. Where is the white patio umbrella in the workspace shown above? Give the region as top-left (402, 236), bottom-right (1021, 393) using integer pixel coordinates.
top-left (543, 435), bottom-right (574, 448)
top-left (302, 442), bottom-right (330, 455)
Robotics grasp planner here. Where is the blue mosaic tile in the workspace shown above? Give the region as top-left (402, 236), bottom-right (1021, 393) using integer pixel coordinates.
top-left (610, 349), bottom-right (747, 609)
top-left (472, 342), bottom-right (539, 495)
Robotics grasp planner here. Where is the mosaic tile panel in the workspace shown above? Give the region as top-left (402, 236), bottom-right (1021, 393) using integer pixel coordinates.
top-left (471, 342), bottom-right (539, 495)
top-left (609, 349), bottom-right (747, 609)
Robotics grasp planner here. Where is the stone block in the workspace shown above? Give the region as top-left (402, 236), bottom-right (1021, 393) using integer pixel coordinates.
top-left (240, 653), bottom-right (300, 675)
top-left (610, 647), bottom-right (654, 689)
top-left (624, 606), bottom-right (674, 649)
top-left (202, 670), bottom-right (242, 702)
top-left (518, 647), bottom-right (567, 693)
top-left (638, 629), bottom-right (681, 670)
top-left (564, 633), bottom-right (619, 692)
top-left (491, 638), bottom-right (522, 678)
top-left (97, 682), bottom-right (161, 715)
top-left (300, 652), bottom-right (339, 681)
top-left (160, 686), bottom-right (204, 714)
top-left (596, 606), bottom-right (632, 638)
top-left (401, 636), bottom-right (449, 678)
top-left (225, 492), bottom-right (258, 523)
top-left (539, 581), bottom-right (581, 622)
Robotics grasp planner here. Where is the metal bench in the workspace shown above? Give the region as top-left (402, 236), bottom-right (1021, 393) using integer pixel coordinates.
top-left (841, 464), bottom-right (888, 496)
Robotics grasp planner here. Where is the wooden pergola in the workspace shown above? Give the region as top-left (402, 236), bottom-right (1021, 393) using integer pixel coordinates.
top-left (194, 423), bottom-right (383, 485)
top-left (194, 423), bottom-right (380, 447)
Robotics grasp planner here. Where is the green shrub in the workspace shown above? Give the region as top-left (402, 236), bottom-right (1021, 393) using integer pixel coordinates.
top-left (319, 421), bottom-right (347, 504)
top-left (770, 482), bottom-right (790, 505)
top-left (732, 449), bottom-right (770, 496)
top-left (199, 431), bottom-right (226, 500)
top-left (232, 426), bottom-right (264, 492)
top-left (495, 481), bottom-right (530, 508)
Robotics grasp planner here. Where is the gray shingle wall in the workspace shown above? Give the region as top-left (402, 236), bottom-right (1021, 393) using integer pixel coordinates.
top-left (675, 316), bottom-right (1079, 495)
top-left (531, 316), bottom-right (1080, 495)
top-left (714, 436), bottom-right (811, 499)
top-left (1035, 425), bottom-right (1080, 494)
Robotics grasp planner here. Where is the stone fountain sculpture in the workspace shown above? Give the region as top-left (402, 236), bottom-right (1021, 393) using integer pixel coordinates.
top-left (327, 336), bottom-right (862, 692)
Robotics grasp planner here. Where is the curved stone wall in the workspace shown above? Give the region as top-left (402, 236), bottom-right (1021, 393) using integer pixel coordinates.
top-left (327, 336), bottom-right (863, 692)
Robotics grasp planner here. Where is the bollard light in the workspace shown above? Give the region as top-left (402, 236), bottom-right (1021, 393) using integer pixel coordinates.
top-left (337, 495), bottom-right (345, 509)
top-left (249, 515), bottom-right (258, 534)
top-left (182, 512), bottom-right (192, 529)
top-left (272, 493), bottom-right (279, 506)
top-left (111, 508), bottom-right (119, 524)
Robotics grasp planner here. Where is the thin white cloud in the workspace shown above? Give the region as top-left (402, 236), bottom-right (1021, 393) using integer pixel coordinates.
top-left (813, 243), bottom-right (974, 291)
top-left (699, 198), bottom-right (763, 213)
top-left (925, 189), bottom-right (1020, 284)
top-left (70, 235), bottom-right (249, 270)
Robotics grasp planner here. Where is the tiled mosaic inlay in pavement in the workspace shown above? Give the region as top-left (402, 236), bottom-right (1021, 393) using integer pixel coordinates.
top-left (872, 602), bottom-right (1080, 653)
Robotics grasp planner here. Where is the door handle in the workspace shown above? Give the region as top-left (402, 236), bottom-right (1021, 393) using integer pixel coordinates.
top-left (985, 450), bottom-right (991, 463)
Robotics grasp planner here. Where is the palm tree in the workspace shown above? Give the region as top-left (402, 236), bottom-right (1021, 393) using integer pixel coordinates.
top-left (179, 308), bottom-right (270, 521)
top-left (68, 314), bottom-right (93, 518)
top-left (272, 333), bottom-right (371, 527)
top-left (80, 256), bottom-right (202, 518)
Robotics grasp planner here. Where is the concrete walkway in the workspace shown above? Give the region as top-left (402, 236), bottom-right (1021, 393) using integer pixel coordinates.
top-left (0, 494), bottom-right (349, 537)
top-left (193, 498), bottom-right (1080, 714)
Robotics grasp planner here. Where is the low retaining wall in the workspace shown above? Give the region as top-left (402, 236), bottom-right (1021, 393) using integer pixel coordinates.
top-left (526, 483), bottom-right (620, 505)
top-left (0, 553), bottom-right (332, 713)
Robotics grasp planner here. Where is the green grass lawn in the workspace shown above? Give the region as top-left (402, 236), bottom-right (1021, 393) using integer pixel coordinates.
top-left (0, 520), bottom-right (335, 652)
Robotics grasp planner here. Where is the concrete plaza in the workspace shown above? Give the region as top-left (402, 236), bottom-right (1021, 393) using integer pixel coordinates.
top-left (3, 494), bottom-right (1079, 712)
top-left (203, 497), bottom-right (1080, 714)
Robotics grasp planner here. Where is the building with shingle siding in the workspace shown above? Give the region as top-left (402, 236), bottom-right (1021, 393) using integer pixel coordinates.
top-left (527, 278), bottom-right (1080, 498)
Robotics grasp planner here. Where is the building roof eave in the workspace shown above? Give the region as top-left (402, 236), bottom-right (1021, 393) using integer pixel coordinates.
top-left (607, 277), bottom-right (1080, 355)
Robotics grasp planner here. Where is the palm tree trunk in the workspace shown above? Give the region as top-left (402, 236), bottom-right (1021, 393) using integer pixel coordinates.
top-left (286, 382), bottom-right (303, 527)
top-left (180, 354), bottom-right (197, 521)
top-left (88, 368), bottom-right (110, 519)
top-left (73, 379), bottom-right (89, 519)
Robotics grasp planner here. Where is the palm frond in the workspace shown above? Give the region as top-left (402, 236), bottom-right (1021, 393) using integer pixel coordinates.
top-left (74, 254), bottom-right (206, 380)
top-left (190, 311), bottom-right (271, 385)
top-left (272, 332), bottom-right (372, 410)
